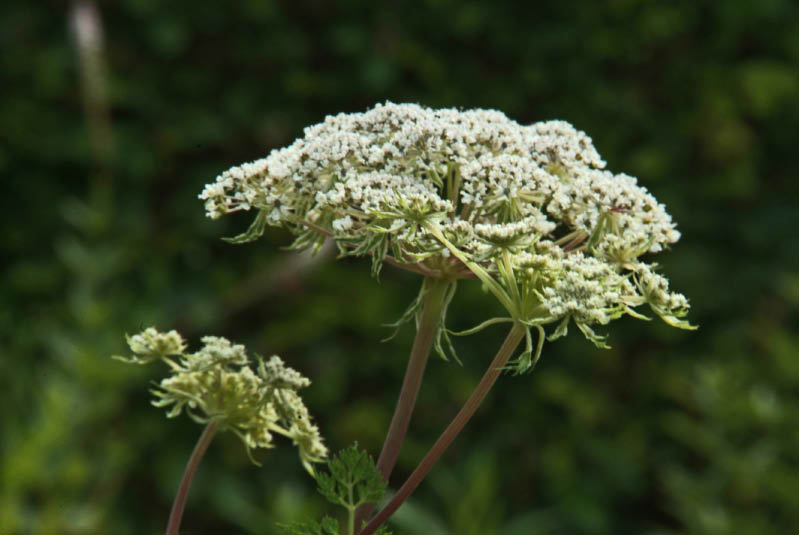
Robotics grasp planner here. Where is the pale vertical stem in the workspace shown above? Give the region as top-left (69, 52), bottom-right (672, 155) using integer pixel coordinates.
top-left (354, 278), bottom-right (450, 530)
top-left (70, 0), bottom-right (114, 207)
top-left (347, 490), bottom-right (355, 535)
top-left (360, 323), bottom-right (526, 535)
top-left (166, 419), bottom-right (220, 535)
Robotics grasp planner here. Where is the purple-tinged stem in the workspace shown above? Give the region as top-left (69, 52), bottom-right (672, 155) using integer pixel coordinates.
top-left (361, 323), bottom-right (525, 535)
top-left (354, 278), bottom-right (449, 530)
top-left (166, 419), bottom-right (219, 535)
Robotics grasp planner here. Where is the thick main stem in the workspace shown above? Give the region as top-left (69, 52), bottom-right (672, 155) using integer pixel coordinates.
top-left (166, 419), bottom-right (220, 535)
top-left (375, 278), bottom-right (450, 479)
top-left (354, 278), bottom-right (449, 530)
top-left (361, 323), bottom-right (526, 535)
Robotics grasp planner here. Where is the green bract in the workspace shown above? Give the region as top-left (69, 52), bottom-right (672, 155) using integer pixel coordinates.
top-left (200, 102), bottom-right (695, 371)
top-left (118, 328), bottom-right (327, 473)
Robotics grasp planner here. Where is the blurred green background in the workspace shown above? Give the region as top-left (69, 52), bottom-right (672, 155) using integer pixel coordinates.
top-left (2, 0), bottom-right (798, 533)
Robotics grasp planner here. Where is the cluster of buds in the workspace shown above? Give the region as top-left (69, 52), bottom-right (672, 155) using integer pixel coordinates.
top-left (200, 102), bottom-right (694, 371)
top-left (116, 328), bottom-right (327, 472)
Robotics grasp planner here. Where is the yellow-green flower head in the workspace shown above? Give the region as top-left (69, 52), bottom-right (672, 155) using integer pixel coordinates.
top-left (118, 329), bottom-right (327, 470)
top-left (181, 335), bottom-right (248, 370)
top-left (118, 327), bottom-right (186, 365)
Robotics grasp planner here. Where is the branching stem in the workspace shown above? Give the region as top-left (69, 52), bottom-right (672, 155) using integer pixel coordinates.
top-left (360, 323), bottom-right (526, 535)
top-left (354, 277), bottom-right (450, 530)
top-left (301, 220), bottom-right (475, 279)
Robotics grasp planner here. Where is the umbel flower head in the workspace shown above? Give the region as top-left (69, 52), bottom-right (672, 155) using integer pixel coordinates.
top-left (116, 328), bottom-right (327, 473)
top-left (117, 327), bottom-right (187, 365)
top-left (200, 102), bottom-right (695, 371)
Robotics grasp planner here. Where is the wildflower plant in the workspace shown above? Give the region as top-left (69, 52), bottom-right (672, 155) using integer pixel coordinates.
top-left (117, 102), bottom-right (695, 535)
top-left (115, 328), bottom-right (326, 534)
top-left (199, 102), bottom-right (695, 534)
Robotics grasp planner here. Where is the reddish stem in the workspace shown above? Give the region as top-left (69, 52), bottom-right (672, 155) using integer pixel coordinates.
top-left (354, 278), bottom-right (450, 529)
top-left (361, 323), bottom-right (526, 535)
top-left (166, 419), bottom-right (219, 535)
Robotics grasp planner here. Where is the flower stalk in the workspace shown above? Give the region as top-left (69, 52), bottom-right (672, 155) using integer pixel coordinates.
top-left (115, 329), bottom-right (328, 532)
top-left (354, 277), bottom-right (450, 528)
top-left (166, 419), bottom-right (220, 535)
top-left (360, 322), bottom-right (527, 535)
top-left (376, 277), bottom-right (450, 479)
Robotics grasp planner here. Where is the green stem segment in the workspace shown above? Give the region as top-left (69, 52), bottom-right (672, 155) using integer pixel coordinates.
top-left (354, 277), bottom-right (450, 530)
top-left (360, 323), bottom-right (526, 535)
top-left (166, 419), bottom-right (220, 535)
top-left (347, 484), bottom-right (355, 535)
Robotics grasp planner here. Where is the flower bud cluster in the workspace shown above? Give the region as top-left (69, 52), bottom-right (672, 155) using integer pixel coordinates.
top-left (117, 328), bottom-right (327, 472)
top-left (200, 103), bottom-right (693, 364)
top-left (630, 264), bottom-right (694, 330)
top-left (539, 253), bottom-right (629, 325)
top-left (119, 327), bottom-right (186, 364)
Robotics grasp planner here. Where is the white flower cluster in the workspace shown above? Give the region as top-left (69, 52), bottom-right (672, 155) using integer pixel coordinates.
top-left (119, 328), bottom-right (327, 472)
top-left (119, 327), bottom-right (187, 364)
top-left (200, 103), bottom-right (693, 361)
top-left (182, 335), bottom-right (248, 369)
top-left (631, 264), bottom-right (694, 330)
top-left (201, 103), bottom-right (672, 244)
top-left (540, 253), bottom-right (629, 325)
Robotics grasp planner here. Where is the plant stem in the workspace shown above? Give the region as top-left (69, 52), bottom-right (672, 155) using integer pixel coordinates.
top-left (354, 277), bottom-right (450, 530)
top-left (376, 278), bottom-right (450, 478)
top-left (166, 419), bottom-right (220, 535)
top-left (360, 323), bottom-right (526, 535)
top-left (347, 499), bottom-right (355, 535)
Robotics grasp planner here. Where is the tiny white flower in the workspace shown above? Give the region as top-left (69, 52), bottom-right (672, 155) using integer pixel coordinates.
top-left (332, 215), bottom-right (354, 232)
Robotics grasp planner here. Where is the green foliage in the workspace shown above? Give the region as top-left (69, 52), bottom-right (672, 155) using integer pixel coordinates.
top-left (317, 445), bottom-right (386, 509)
top-left (280, 445), bottom-right (391, 535)
top-left (282, 516), bottom-right (392, 535)
top-left (2, 0), bottom-right (797, 533)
